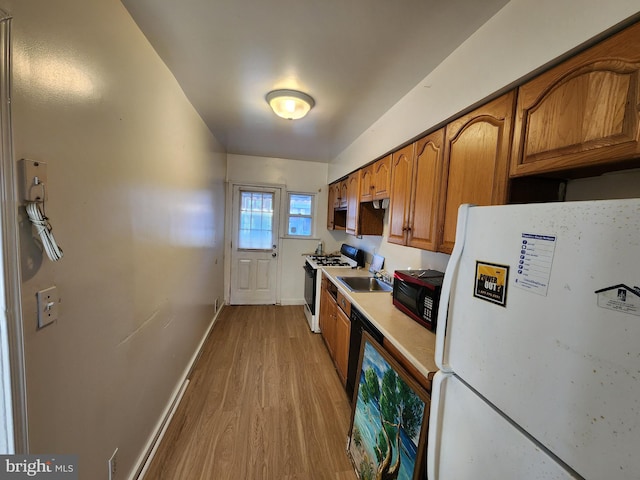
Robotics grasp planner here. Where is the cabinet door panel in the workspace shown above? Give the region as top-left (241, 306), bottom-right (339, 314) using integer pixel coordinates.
top-left (372, 155), bottom-right (391, 200)
top-left (525, 70), bottom-right (630, 157)
top-left (345, 171), bottom-right (361, 235)
top-left (320, 288), bottom-right (336, 357)
top-left (339, 181), bottom-right (348, 209)
top-left (360, 165), bottom-right (374, 202)
top-left (327, 182), bottom-right (337, 229)
top-left (440, 92), bottom-right (514, 253)
top-left (512, 21), bottom-right (640, 176)
top-left (388, 144), bottom-right (414, 245)
top-left (335, 308), bottom-right (350, 386)
top-left (408, 129), bottom-right (443, 251)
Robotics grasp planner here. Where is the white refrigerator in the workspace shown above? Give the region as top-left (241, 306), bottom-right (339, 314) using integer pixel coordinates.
top-left (427, 199), bottom-right (640, 479)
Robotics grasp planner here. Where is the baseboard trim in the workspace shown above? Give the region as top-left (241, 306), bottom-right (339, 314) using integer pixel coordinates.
top-left (279, 299), bottom-right (305, 306)
top-left (129, 305), bottom-right (224, 480)
top-left (135, 378), bottom-right (189, 480)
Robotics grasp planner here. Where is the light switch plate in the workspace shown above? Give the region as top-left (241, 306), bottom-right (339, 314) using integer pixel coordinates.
top-left (36, 286), bottom-right (58, 328)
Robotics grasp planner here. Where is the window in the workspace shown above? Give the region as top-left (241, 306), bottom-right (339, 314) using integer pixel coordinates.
top-left (238, 190), bottom-right (274, 249)
top-left (286, 192), bottom-right (314, 237)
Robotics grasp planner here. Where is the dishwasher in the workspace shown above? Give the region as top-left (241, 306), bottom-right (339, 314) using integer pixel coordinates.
top-left (346, 306), bottom-right (384, 401)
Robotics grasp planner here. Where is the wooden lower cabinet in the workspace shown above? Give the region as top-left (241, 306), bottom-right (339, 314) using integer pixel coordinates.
top-left (334, 307), bottom-right (350, 385)
top-left (438, 91), bottom-right (515, 254)
top-left (319, 281), bottom-right (336, 359)
top-left (320, 275), bottom-right (351, 386)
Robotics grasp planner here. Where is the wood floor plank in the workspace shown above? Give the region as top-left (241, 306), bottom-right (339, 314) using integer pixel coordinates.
top-left (143, 305), bottom-right (356, 479)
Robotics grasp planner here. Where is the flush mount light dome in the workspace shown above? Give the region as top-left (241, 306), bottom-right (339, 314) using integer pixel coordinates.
top-left (266, 89), bottom-right (315, 120)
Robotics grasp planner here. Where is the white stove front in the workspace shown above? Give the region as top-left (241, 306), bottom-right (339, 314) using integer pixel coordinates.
top-left (303, 256), bottom-right (356, 333)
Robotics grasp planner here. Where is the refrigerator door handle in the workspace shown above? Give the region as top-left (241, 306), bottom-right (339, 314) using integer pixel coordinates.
top-left (434, 203), bottom-right (472, 371)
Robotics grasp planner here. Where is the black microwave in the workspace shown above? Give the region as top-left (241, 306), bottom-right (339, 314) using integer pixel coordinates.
top-left (392, 269), bottom-right (445, 331)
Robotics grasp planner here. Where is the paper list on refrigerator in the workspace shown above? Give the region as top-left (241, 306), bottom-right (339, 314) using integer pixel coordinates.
top-left (513, 233), bottom-right (557, 296)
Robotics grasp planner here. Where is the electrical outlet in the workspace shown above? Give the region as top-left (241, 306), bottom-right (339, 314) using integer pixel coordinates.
top-left (36, 286), bottom-right (58, 328)
top-left (108, 448), bottom-right (118, 480)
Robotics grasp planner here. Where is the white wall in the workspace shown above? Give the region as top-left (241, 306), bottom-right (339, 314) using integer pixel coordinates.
top-left (5, 0), bottom-right (227, 477)
top-left (226, 154), bottom-right (337, 304)
top-left (566, 170), bottom-right (640, 200)
top-left (328, 0), bottom-right (640, 273)
top-left (326, 210), bottom-right (450, 275)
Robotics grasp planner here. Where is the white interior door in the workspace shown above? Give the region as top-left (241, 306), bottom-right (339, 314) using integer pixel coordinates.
top-left (230, 185), bottom-right (280, 305)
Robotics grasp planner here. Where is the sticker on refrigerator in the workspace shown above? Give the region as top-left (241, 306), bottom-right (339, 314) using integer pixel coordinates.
top-left (513, 233), bottom-right (557, 296)
top-left (594, 284), bottom-right (640, 317)
top-left (474, 261), bottom-right (509, 306)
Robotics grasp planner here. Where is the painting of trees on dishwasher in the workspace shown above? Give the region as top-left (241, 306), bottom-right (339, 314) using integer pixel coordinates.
top-left (347, 334), bottom-right (430, 480)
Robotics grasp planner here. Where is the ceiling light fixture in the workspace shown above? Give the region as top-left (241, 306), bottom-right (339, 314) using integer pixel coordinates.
top-left (266, 89), bottom-right (315, 120)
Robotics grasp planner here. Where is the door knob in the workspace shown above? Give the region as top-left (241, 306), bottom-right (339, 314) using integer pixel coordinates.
top-left (272, 253), bottom-right (277, 257)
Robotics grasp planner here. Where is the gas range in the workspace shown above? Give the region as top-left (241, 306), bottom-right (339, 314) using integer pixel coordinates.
top-left (303, 244), bottom-right (364, 333)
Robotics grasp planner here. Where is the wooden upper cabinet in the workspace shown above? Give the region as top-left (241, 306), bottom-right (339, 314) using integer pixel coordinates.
top-left (439, 91), bottom-right (515, 254)
top-left (407, 129), bottom-right (444, 251)
top-left (360, 164), bottom-right (375, 202)
top-left (345, 171), bottom-right (361, 235)
top-left (388, 132), bottom-right (443, 250)
top-left (360, 155), bottom-right (391, 202)
top-left (327, 182), bottom-right (337, 229)
top-left (327, 170), bottom-right (383, 235)
top-left (338, 180), bottom-right (348, 209)
top-left (371, 155), bottom-right (391, 200)
top-left (511, 21), bottom-right (640, 177)
top-left (388, 144), bottom-right (415, 245)
top-left (331, 182), bottom-right (341, 209)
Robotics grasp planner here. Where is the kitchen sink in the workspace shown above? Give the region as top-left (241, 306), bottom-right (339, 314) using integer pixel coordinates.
top-left (336, 276), bottom-right (392, 292)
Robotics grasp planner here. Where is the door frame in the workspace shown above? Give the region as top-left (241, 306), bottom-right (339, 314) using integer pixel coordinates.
top-left (224, 182), bottom-right (284, 306)
top-left (0, 10), bottom-right (28, 453)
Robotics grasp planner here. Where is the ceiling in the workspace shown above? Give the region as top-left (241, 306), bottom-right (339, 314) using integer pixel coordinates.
top-left (121, 0), bottom-right (509, 162)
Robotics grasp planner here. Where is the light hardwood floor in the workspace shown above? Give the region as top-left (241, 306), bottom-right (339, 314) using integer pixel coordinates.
top-left (143, 305), bottom-right (357, 479)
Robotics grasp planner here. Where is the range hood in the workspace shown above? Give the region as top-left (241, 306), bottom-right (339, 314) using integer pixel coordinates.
top-left (372, 198), bottom-right (390, 209)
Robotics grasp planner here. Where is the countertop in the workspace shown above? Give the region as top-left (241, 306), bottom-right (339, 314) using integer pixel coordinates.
top-left (321, 267), bottom-right (438, 380)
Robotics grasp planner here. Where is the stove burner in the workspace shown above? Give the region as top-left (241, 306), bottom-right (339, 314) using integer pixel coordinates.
top-left (317, 259), bottom-right (351, 266)
top-left (307, 255), bottom-right (354, 267)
